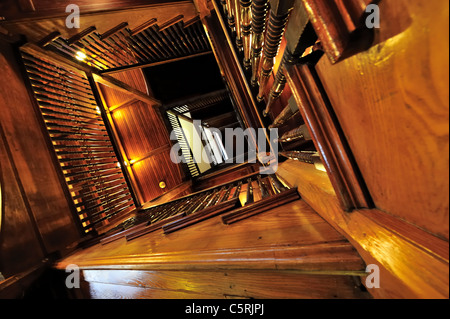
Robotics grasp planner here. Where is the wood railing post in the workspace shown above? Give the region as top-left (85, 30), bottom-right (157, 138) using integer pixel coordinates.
top-left (240, 0), bottom-right (253, 70)
top-left (263, 0), bottom-right (313, 115)
top-left (250, 0), bottom-right (269, 86)
top-left (256, 0), bottom-right (294, 102)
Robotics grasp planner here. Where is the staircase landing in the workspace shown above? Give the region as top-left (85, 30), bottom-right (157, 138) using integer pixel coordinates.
top-left (55, 199), bottom-right (371, 299)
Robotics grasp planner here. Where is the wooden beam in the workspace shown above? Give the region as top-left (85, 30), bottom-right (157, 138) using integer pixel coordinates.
top-left (129, 144), bottom-right (171, 165)
top-left (129, 19), bottom-right (157, 36)
top-left (21, 43), bottom-right (162, 107)
top-left (92, 73), bottom-right (162, 106)
top-left (99, 51), bottom-right (213, 75)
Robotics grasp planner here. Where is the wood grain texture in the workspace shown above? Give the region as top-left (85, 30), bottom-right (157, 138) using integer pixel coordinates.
top-left (55, 199), bottom-right (370, 298)
top-left (302, 0), bottom-right (374, 63)
top-left (221, 188), bottom-right (300, 224)
top-left (315, 0), bottom-right (449, 239)
top-left (81, 269), bottom-right (369, 299)
top-left (98, 69), bottom-right (184, 203)
top-left (55, 200), bottom-right (360, 270)
top-left (277, 160), bottom-right (449, 299)
top-left (0, 125), bottom-right (45, 277)
top-left (286, 62), bottom-right (372, 211)
top-left (0, 40), bottom-right (80, 254)
top-left (0, 2), bottom-right (196, 40)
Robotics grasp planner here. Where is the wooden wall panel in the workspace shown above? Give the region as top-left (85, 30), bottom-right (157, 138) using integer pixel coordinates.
top-left (99, 68), bottom-right (184, 204)
top-left (132, 150), bottom-right (184, 202)
top-left (277, 160), bottom-right (448, 299)
top-left (112, 101), bottom-right (169, 159)
top-left (0, 125), bottom-right (45, 277)
top-left (314, 0), bottom-right (449, 239)
top-left (0, 39), bottom-right (80, 254)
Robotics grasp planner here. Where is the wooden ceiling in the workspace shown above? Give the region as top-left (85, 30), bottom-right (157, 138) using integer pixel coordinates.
top-left (0, 1), bottom-right (197, 44)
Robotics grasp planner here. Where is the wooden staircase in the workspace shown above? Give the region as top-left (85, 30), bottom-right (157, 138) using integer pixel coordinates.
top-left (55, 173), bottom-right (371, 299)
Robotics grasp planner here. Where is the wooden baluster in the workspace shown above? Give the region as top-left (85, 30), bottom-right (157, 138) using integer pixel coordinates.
top-left (256, 0), bottom-right (294, 102)
top-left (101, 26), bottom-right (139, 65)
top-left (115, 30), bottom-right (148, 63)
top-left (132, 32), bottom-right (164, 60)
top-left (232, 181), bottom-right (244, 198)
top-left (245, 178), bottom-right (254, 205)
top-left (159, 16), bottom-right (190, 55)
top-left (250, 0), bottom-right (269, 86)
top-left (201, 188), bottom-right (222, 210)
top-left (189, 191), bottom-right (215, 215)
top-left (82, 34), bottom-right (123, 68)
top-left (50, 38), bottom-right (108, 70)
top-left (210, 186), bottom-right (227, 206)
top-left (174, 21), bottom-right (196, 54)
top-left (125, 28), bottom-right (158, 61)
top-left (234, 0), bottom-right (244, 51)
top-left (276, 124), bottom-right (312, 143)
top-left (268, 174), bottom-right (288, 193)
top-left (240, 0), bottom-right (252, 70)
top-left (183, 17), bottom-right (203, 52)
top-left (192, 18), bottom-right (211, 50)
top-left (269, 96), bottom-right (299, 129)
top-left (263, 49), bottom-right (293, 116)
top-left (257, 175), bottom-right (271, 198)
top-left (263, 0), bottom-right (315, 115)
top-left (225, 0), bottom-right (236, 32)
top-left (220, 0), bottom-right (228, 13)
top-left (142, 26), bottom-right (174, 58)
top-left (220, 183), bottom-right (235, 202)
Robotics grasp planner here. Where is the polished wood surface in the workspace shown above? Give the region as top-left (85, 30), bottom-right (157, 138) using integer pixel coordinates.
top-left (286, 62), bottom-right (372, 211)
top-left (302, 0), bottom-right (374, 63)
top-left (98, 69), bottom-right (184, 204)
top-left (315, 0), bottom-right (449, 239)
top-left (0, 40), bottom-right (80, 254)
top-left (0, 38), bottom-right (81, 296)
top-left (55, 199), bottom-right (370, 298)
top-left (0, 1), bottom-right (197, 47)
top-left (79, 268), bottom-right (367, 299)
top-left (277, 159), bottom-right (449, 299)
top-left (0, 0), bottom-right (184, 21)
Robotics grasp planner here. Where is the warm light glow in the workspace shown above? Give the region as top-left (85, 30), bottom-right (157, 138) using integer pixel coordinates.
top-left (159, 181), bottom-right (166, 189)
top-left (95, 106), bottom-right (101, 114)
top-left (75, 51), bottom-right (87, 61)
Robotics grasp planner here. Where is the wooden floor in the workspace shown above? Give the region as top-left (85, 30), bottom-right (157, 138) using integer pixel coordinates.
top-left (55, 199), bottom-right (371, 299)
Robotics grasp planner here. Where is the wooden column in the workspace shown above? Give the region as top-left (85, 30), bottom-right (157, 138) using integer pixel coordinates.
top-left (234, 0), bottom-right (243, 51)
top-left (250, 0), bottom-right (269, 86)
top-left (256, 0), bottom-right (294, 102)
top-left (263, 0), bottom-right (314, 116)
top-left (225, 0), bottom-right (236, 32)
top-left (268, 95), bottom-right (299, 129)
top-left (240, 0), bottom-right (253, 69)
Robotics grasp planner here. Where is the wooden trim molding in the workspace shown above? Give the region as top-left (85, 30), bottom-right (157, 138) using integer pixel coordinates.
top-left (302, 0), bottom-right (377, 63)
top-left (277, 160), bottom-right (449, 299)
top-left (222, 188), bottom-right (300, 224)
top-left (54, 241), bottom-right (365, 274)
top-left (162, 198), bottom-right (240, 234)
top-left (285, 62), bottom-right (373, 211)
